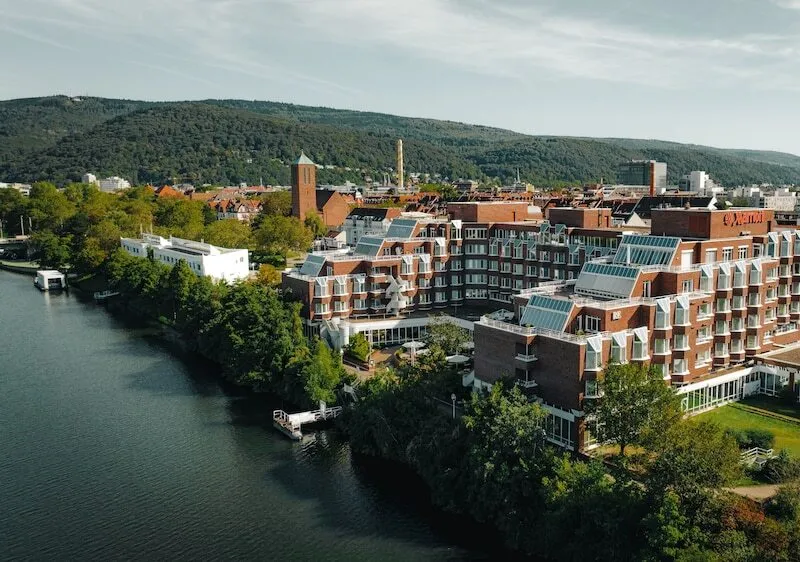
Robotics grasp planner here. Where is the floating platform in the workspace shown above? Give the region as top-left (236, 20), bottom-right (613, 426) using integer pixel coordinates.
top-left (34, 270), bottom-right (67, 291)
top-left (273, 406), bottom-right (343, 440)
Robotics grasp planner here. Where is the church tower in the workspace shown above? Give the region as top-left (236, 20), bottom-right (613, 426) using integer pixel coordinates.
top-left (291, 152), bottom-right (317, 221)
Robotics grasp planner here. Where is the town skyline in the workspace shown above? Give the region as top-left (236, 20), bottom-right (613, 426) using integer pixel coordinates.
top-left (3, 0), bottom-right (800, 155)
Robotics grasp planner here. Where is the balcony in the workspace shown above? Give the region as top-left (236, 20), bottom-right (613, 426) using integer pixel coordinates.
top-left (516, 353), bottom-right (538, 362)
top-left (516, 378), bottom-right (539, 389)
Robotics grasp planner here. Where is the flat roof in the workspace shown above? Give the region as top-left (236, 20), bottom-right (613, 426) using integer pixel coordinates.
top-left (757, 344), bottom-right (800, 368)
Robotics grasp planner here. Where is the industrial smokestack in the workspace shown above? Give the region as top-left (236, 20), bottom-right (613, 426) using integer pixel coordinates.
top-left (649, 160), bottom-right (656, 197)
top-left (396, 139), bottom-right (404, 192)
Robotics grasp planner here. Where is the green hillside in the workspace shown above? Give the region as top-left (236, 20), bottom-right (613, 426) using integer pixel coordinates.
top-left (1, 95), bottom-right (799, 187)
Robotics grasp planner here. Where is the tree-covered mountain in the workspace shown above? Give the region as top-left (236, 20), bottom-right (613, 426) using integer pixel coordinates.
top-left (2, 95), bottom-right (800, 187)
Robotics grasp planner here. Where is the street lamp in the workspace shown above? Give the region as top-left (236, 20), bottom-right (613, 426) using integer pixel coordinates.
top-left (451, 393), bottom-right (457, 419)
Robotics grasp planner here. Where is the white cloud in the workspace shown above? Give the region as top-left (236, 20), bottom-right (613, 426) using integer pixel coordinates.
top-left (772, 0), bottom-right (800, 9)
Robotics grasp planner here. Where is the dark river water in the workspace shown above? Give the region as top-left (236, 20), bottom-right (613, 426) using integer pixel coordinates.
top-left (0, 270), bottom-right (508, 561)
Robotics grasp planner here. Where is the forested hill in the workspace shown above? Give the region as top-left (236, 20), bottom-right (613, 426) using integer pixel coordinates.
top-left (2, 95), bottom-right (800, 187)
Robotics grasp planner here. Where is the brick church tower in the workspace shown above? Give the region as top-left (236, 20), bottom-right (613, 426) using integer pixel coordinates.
top-left (291, 152), bottom-right (317, 221)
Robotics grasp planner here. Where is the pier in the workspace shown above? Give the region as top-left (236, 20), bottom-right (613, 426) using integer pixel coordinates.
top-left (273, 405), bottom-right (343, 440)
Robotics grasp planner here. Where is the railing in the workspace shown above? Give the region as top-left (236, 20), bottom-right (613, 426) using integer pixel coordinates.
top-left (516, 379), bottom-right (538, 388)
top-left (515, 353), bottom-right (538, 362)
top-left (740, 447), bottom-right (774, 467)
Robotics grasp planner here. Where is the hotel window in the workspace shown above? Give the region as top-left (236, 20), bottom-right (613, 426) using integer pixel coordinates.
top-left (781, 264), bottom-right (791, 278)
top-left (779, 283), bottom-right (789, 297)
top-left (782, 239), bottom-right (791, 257)
top-left (419, 278), bottom-right (430, 288)
top-left (681, 279), bottom-right (694, 293)
top-left (501, 278), bottom-right (512, 289)
top-left (675, 299), bottom-right (690, 325)
top-left (715, 320), bottom-right (729, 335)
top-left (585, 337), bottom-right (602, 370)
top-left (738, 246), bottom-right (748, 260)
top-left (488, 241), bottom-right (499, 256)
top-left (733, 265), bottom-right (746, 288)
top-left (705, 249), bottom-right (716, 264)
top-left (434, 277), bottom-right (447, 288)
top-left (767, 287), bottom-right (777, 300)
top-left (435, 291), bottom-right (447, 303)
top-left (540, 266), bottom-right (550, 279)
top-left (610, 333), bottom-right (627, 364)
top-left (779, 303), bottom-right (789, 316)
top-left (722, 248), bottom-right (733, 261)
top-left (633, 330), bottom-right (648, 359)
top-left (488, 260), bottom-right (498, 271)
top-left (401, 258), bottom-right (414, 275)
top-left (696, 349), bottom-right (711, 366)
top-left (513, 244), bottom-right (523, 259)
top-left (696, 326), bottom-right (710, 342)
top-left (334, 279), bottom-right (347, 296)
top-left (326, 266), bottom-right (333, 276)
top-left (656, 363), bottom-right (669, 379)
top-left (511, 263), bottom-right (522, 275)
top-left (674, 334), bottom-right (689, 350)
top-left (767, 267), bottom-right (778, 281)
top-left (673, 359), bottom-right (688, 375)
top-left (465, 228), bottom-right (487, 239)
top-left (717, 266), bottom-right (730, 290)
top-left (527, 265), bottom-right (536, 276)
top-left (750, 263), bottom-right (762, 285)
top-left (731, 317), bottom-right (744, 332)
top-left (553, 252), bottom-right (565, 264)
top-left (716, 298), bottom-right (729, 312)
top-left (514, 278), bottom-right (524, 290)
top-left (746, 335), bottom-right (759, 349)
top-left (655, 299), bottom-right (671, 329)
top-left (333, 301), bottom-right (348, 313)
top-left (450, 244), bottom-right (461, 255)
top-left (584, 315), bottom-right (602, 333)
top-left (435, 261), bottom-right (447, 272)
top-left (452, 289), bottom-right (462, 300)
top-left (569, 252), bottom-right (581, 265)
top-left (488, 275), bottom-right (498, 286)
top-left (314, 280), bottom-right (329, 297)
top-left (466, 259), bottom-right (487, 269)
top-left (699, 269), bottom-right (712, 292)
top-left (451, 274), bottom-right (462, 286)
top-left (465, 288), bottom-right (488, 299)
top-left (698, 302), bottom-right (712, 318)
top-left (792, 301), bottom-right (800, 313)
top-left (418, 294), bottom-right (431, 305)
top-left (314, 303), bottom-right (329, 314)
top-left (451, 260), bottom-right (463, 271)
top-left (654, 338), bottom-right (670, 354)
top-left (732, 295), bottom-right (745, 310)
top-left (642, 280), bottom-right (652, 298)
top-left (731, 338), bottom-right (743, 353)
top-left (753, 243), bottom-right (763, 257)
top-left (501, 262), bottom-right (512, 273)
top-left (540, 250), bottom-right (550, 261)
top-left (747, 314), bottom-right (760, 328)
top-left (748, 293), bottom-right (760, 306)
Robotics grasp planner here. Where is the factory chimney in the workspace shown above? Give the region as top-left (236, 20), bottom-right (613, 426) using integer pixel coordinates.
top-left (396, 139), bottom-right (404, 192)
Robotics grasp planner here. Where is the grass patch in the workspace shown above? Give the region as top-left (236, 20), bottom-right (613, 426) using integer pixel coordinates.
top-left (740, 395), bottom-right (800, 421)
top-left (699, 403), bottom-right (800, 457)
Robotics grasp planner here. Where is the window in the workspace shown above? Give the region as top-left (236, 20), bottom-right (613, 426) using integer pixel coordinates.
top-left (698, 302), bottom-right (712, 318)
top-left (746, 334), bottom-right (759, 349)
top-left (333, 301), bottom-right (348, 312)
top-left (750, 262), bottom-right (762, 285)
top-left (696, 349), bottom-right (711, 366)
top-left (488, 260), bottom-right (498, 271)
top-left (654, 338), bottom-right (670, 354)
top-left (611, 333), bottom-right (627, 364)
top-left (767, 267), bottom-right (778, 281)
top-left (731, 317), bottom-right (744, 332)
top-left (716, 298), bottom-right (729, 312)
top-left (418, 294), bottom-right (431, 305)
top-left (642, 280), bottom-right (652, 298)
top-left (655, 299), bottom-right (671, 329)
top-left (465, 228), bottom-right (487, 239)
top-left (753, 243), bottom-right (763, 258)
top-left (674, 334), bottom-right (689, 350)
top-left (585, 337), bottom-right (602, 370)
top-left (584, 315), bottom-right (602, 333)
top-left (633, 329), bottom-right (649, 359)
top-left (585, 379), bottom-right (601, 398)
top-left (501, 262), bottom-right (511, 273)
top-left (697, 326), bottom-right (711, 342)
top-left (722, 248), bottom-right (733, 261)
top-left (732, 295), bottom-right (745, 310)
top-left (673, 359), bottom-right (688, 375)
top-left (705, 249), bottom-right (717, 264)
top-left (314, 303), bottom-right (329, 314)
top-left (767, 287), bottom-right (777, 301)
top-left (682, 279), bottom-right (694, 293)
top-left (314, 280), bottom-right (329, 297)
top-left (715, 320), bottom-right (729, 335)
top-left (748, 292), bottom-right (760, 306)
top-left (738, 246), bottom-right (748, 260)
top-left (731, 338), bottom-right (743, 353)
top-left (717, 266), bottom-right (730, 290)
top-left (747, 314), bottom-right (760, 328)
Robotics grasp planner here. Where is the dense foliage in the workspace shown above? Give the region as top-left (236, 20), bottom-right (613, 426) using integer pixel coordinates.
top-left (3, 96), bottom-right (800, 187)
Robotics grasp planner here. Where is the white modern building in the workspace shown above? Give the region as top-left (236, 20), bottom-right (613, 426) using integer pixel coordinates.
top-left (99, 176), bottom-right (131, 192)
top-left (120, 234), bottom-right (249, 283)
top-left (82, 173), bottom-right (98, 185)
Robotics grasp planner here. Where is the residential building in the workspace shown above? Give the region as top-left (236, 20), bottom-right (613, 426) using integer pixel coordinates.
top-left (99, 176), bottom-right (131, 192)
top-left (473, 207), bottom-right (800, 451)
top-left (82, 173), bottom-right (98, 185)
top-left (120, 234), bottom-right (249, 283)
top-left (213, 198), bottom-right (262, 222)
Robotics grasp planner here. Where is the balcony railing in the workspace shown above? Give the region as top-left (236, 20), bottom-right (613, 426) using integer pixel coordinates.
top-left (515, 353), bottom-right (538, 362)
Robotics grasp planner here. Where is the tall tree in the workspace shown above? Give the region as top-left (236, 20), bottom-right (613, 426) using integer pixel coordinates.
top-left (585, 362), bottom-right (681, 457)
top-left (203, 219), bottom-right (252, 249)
top-left (424, 315), bottom-right (471, 356)
top-left (254, 215), bottom-right (313, 258)
top-left (31, 231), bottom-right (72, 269)
top-left (304, 211), bottom-right (326, 238)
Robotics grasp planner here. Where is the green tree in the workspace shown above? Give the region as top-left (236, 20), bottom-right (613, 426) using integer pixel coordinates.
top-left (31, 231), bottom-right (72, 269)
top-left (304, 211), bottom-right (326, 238)
top-left (28, 182), bottom-right (76, 231)
top-left (256, 263), bottom-right (281, 286)
top-left (648, 420), bottom-right (742, 494)
top-left (255, 215), bottom-right (313, 258)
top-left (423, 315), bottom-right (471, 356)
top-left (586, 362), bottom-right (681, 457)
top-left (260, 191), bottom-right (292, 217)
top-left (203, 219), bottom-right (252, 249)
top-left (345, 332), bottom-right (371, 362)
top-left (153, 198), bottom-right (205, 239)
top-left (299, 338), bottom-right (348, 405)
top-left (0, 187), bottom-right (28, 235)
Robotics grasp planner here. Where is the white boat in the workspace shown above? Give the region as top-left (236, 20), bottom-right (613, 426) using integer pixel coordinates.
top-left (34, 270), bottom-right (67, 291)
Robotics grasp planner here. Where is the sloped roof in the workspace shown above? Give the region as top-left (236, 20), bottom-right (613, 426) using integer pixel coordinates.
top-left (294, 152), bottom-right (315, 166)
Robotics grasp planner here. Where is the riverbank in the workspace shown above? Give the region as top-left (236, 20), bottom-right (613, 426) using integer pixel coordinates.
top-left (0, 259), bottom-right (39, 274)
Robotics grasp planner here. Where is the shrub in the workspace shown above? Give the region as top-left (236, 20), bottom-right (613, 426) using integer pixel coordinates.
top-left (778, 386), bottom-right (797, 406)
top-left (766, 485), bottom-right (800, 522)
top-left (760, 450), bottom-right (800, 484)
top-left (726, 428), bottom-right (775, 450)
top-left (344, 333), bottom-right (371, 363)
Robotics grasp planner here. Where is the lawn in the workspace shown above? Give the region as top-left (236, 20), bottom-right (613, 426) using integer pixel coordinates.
top-left (698, 400), bottom-right (800, 457)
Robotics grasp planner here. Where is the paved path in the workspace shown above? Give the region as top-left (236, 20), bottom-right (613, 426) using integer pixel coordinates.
top-left (727, 484), bottom-right (780, 501)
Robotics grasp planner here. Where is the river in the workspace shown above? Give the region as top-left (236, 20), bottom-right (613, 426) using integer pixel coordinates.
top-left (0, 271), bottom-right (510, 561)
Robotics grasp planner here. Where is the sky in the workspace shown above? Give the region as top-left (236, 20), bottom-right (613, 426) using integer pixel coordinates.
top-left (2, 0), bottom-right (800, 154)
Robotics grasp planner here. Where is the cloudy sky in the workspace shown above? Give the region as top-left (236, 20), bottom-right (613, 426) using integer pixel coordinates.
top-left (3, 0), bottom-right (800, 154)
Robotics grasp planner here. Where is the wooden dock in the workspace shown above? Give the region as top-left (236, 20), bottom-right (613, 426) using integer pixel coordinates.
top-left (272, 406), bottom-right (343, 440)
top-left (93, 290), bottom-right (120, 302)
